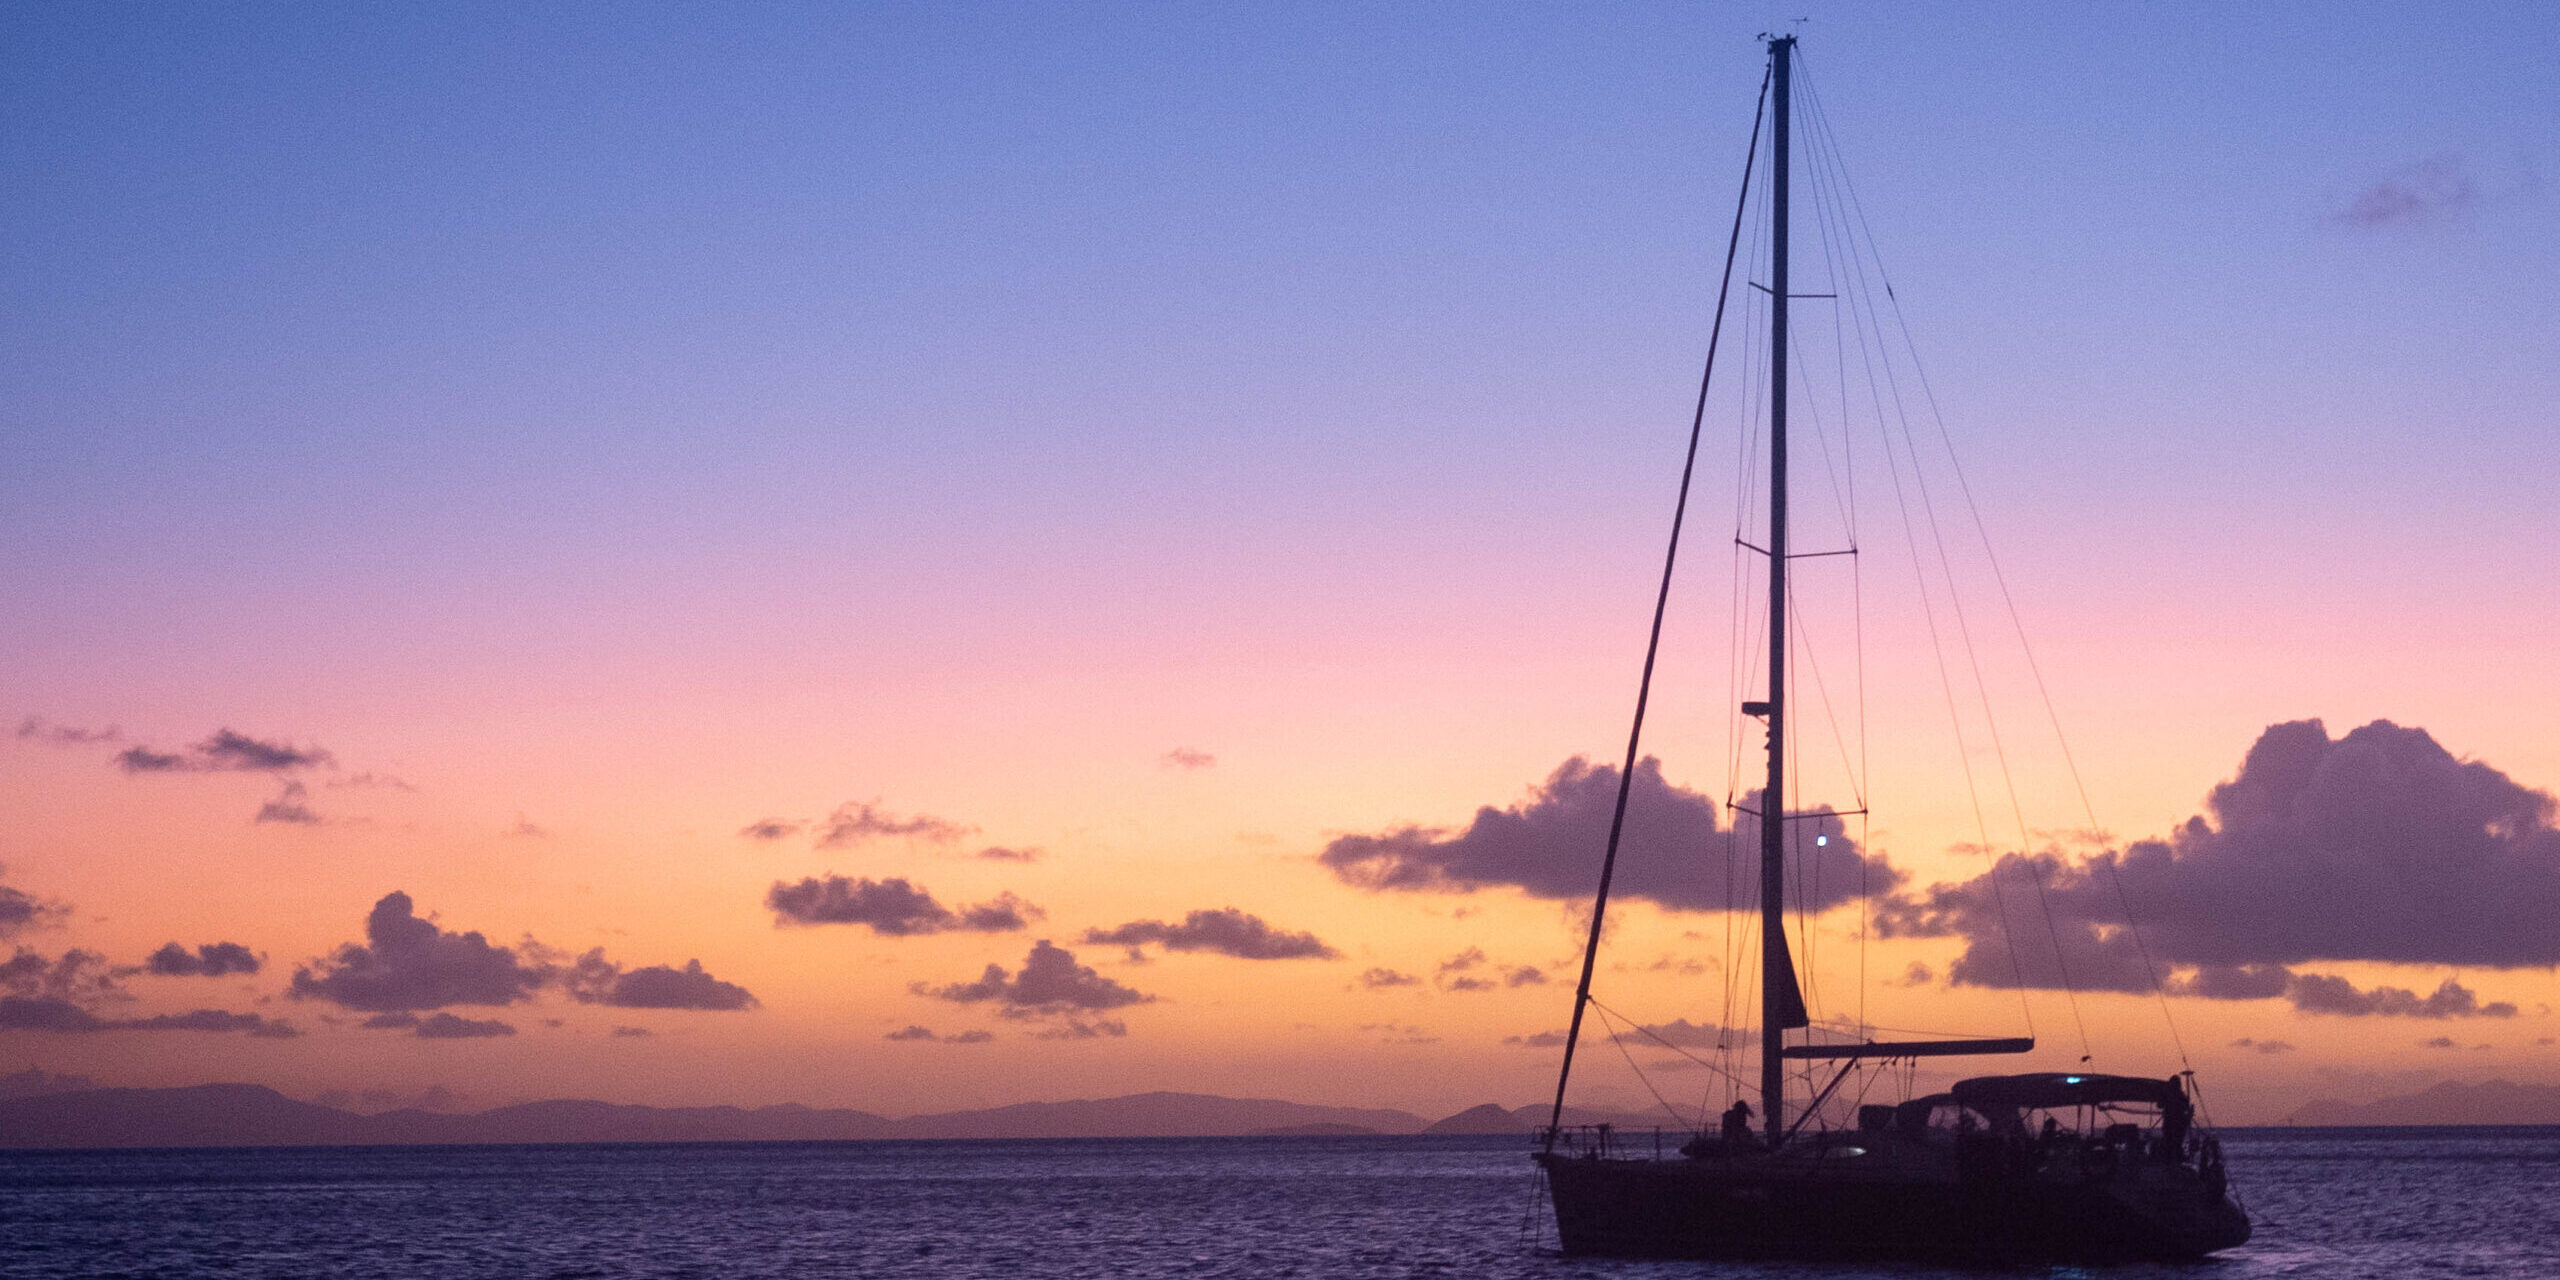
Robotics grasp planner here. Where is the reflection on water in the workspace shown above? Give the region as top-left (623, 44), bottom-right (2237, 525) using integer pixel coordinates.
top-left (4, 1127), bottom-right (2555, 1278)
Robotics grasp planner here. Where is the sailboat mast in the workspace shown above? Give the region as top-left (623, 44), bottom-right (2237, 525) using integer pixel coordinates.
top-left (1760, 32), bottom-right (1793, 1151)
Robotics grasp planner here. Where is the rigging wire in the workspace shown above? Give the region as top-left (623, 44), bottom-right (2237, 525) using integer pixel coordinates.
top-left (1543, 61), bottom-right (1769, 1144)
top-left (1786, 51), bottom-right (2048, 1045)
top-left (1797, 58), bottom-right (2194, 1069)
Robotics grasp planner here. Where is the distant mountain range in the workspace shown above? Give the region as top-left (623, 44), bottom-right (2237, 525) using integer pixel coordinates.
top-left (0, 1084), bottom-right (1669, 1150)
top-left (2284, 1080), bottom-right (2560, 1126)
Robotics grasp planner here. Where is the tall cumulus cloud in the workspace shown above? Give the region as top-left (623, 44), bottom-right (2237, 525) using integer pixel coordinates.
top-left (1877, 720), bottom-right (2557, 1014)
top-left (1321, 756), bottom-right (1897, 912)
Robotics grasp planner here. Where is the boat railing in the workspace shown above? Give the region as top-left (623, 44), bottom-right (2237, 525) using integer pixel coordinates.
top-left (1539, 1124), bottom-right (1730, 1161)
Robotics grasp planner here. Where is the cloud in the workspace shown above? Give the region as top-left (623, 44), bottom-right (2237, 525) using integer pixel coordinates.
top-left (2231, 1038), bottom-right (2295, 1055)
top-left (976, 846), bottom-right (1041, 862)
top-left (1504, 1018), bottom-right (1744, 1050)
top-left (766, 876), bottom-right (1041, 936)
top-left (289, 892), bottom-right (549, 1012)
top-left (0, 996), bottom-right (294, 1036)
top-left (2336, 156), bottom-right (2476, 230)
top-left (143, 942), bottom-right (262, 978)
top-left (612, 1026), bottom-right (653, 1038)
top-left (1321, 757), bottom-right (1896, 913)
top-left (2420, 1035), bottom-right (2459, 1050)
top-left (363, 1011), bottom-right (516, 1039)
top-left (3, 947), bottom-right (124, 1004)
top-left (922, 940), bottom-right (1152, 1015)
top-left (1033, 1018), bottom-right (1128, 1040)
top-left (561, 951), bottom-right (758, 1011)
top-left (2286, 974), bottom-right (2515, 1019)
top-left (1161, 747), bottom-right (1216, 771)
top-left (738, 818), bottom-right (804, 842)
top-left (15, 716), bottom-right (119, 745)
top-left (1433, 948), bottom-right (1536, 993)
top-left (118, 728), bottom-right (333, 774)
top-left (504, 816), bottom-right (549, 839)
top-left (1082, 908), bottom-right (1339, 961)
top-left (328, 772), bottom-right (415, 791)
top-left (0, 868), bottom-right (70, 940)
top-left (814, 801), bottom-right (973, 850)
top-left (415, 1012), bottom-right (516, 1039)
top-left (884, 1025), bottom-right (994, 1044)
top-left (255, 780), bottom-right (321, 825)
top-left (1877, 722), bottom-right (2560, 1000)
top-left (1357, 967), bottom-right (1420, 989)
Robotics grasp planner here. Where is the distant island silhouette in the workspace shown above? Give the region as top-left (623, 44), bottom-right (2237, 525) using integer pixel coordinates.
top-left (0, 1083), bottom-right (1659, 1150)
top-left (2285, 1080), bottom-right (2560, 1126)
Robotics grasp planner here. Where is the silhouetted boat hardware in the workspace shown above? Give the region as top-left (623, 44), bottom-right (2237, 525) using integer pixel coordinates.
top-left (1530, 35), bottom-right (2249, 1264)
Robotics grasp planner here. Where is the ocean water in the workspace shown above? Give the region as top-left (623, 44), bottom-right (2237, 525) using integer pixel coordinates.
top-left (4, 1127), bottom-right (2555, 1278)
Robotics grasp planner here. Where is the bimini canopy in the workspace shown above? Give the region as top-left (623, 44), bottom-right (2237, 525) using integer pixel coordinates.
top-left (1948, 1073), bottom-right (2185, 1112)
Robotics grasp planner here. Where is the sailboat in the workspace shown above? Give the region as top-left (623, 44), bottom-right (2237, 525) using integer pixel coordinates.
top-left (1530, 35), bottom-right (2251, 1263)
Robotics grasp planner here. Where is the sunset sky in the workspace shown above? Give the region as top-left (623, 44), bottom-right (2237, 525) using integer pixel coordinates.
top-left (6, 2), bottom-right (2557, 1127)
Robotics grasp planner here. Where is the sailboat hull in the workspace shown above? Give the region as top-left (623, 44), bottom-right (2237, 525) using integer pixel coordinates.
top-left (1536, 1149), bottom-right (2251, 1263)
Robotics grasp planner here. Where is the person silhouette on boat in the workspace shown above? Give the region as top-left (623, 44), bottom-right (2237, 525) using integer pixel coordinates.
top-left (1720, 1099), bottom-right (1755, 1147)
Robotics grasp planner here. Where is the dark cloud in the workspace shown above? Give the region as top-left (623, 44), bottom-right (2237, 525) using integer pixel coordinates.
top-left (289, 892), bottom-right (548, 1012)
top-left (814, 801), bottom-right (973, 849)
top-left (120, 1009), bottom-right (297, 1037)
top-left (504, 816), bottom-right (549, 839)
top-left (1433, 948), bottom-right (1512, 993)
top-left (1504, 1018), bottom-right (1744, 1050)
top-left (562, 950), bottom-right (758, 1011)
top-left (2, 947), bottom-right (124, 1004)
top-left (0, 996), bottom-right (293, 1036)
top-left (0, 996), bottom-right (103, 1032)
top-left (328, 772), bottom-right (416, 791)
top-left (738, 818), bottom-right (804, 842)
top-left (976, 845), bottom-right (1042, 862)
top-left (2336, 156), bottom-right (2475, 229)
top-left (415, 1012), bottom-right (516, 1039)
top-left (0, 868), bottom-right (70, 940)
top-left (118, 728), bottom-right (333, 774)
top-left (2420, 1035), bottom-right (2459, 1050)
top-left (2287, 974), bottom-right (2515, 1019)
top-left (766, 875), bottom-right (1041, 936)
top-left (1161, 747), bottom-right (1216, 771)
top-left (362, 1012), bottom-right (421, 1030)
top-left (1505, 966), bottom-right (1549, 987)
top-left (15, 716), bottom-right (119, 745)
top-left (1082, 908), bottom-right (1339, 961)
top-left (1034, 1018), bottom-right (1128, 1040)
top-left (612, 1026), bottom-right (653, 1038)
top-left (143, 942), bottom-right (262, 978)
top-left (254, 781), bottom-right (321, 825)
top-left (923, 940), bottom-right (1152, 1015)
top-left (2231, 1038), bottom-right (2295, 1056)
top-left (1358, 967), bottom-right (1420, 989)
top-left (884, 1025), bottom-right (994, 1044)
top-left (1321, 757), bottom-right (1896, 913)
top-left (1876, 722), bottom-right (2560, 997)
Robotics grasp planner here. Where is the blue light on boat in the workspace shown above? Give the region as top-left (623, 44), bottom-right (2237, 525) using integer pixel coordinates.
top-left (2064, 1076), bottom-right (2084, 1084)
